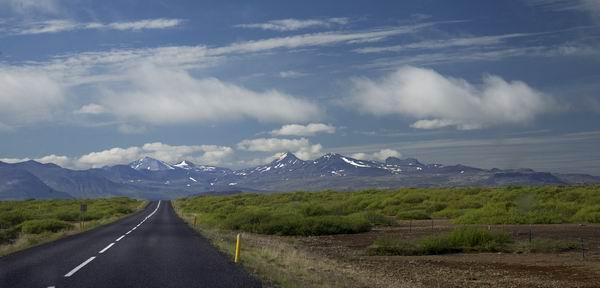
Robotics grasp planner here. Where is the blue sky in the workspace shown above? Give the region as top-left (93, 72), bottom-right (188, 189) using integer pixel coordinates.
top-left (1, 0), bottom-right (599, 175)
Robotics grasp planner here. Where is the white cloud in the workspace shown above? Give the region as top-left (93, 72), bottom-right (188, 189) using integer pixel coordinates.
top-left (0, 24), bottom-right (431, 129)
top-left (35, 154), bottom-right (71, 167)
top-left (198, 145), bottom-right (235, 165)
top-left (348, 66), bottom-right (554, 130)
top-left (354, 33), bottom-right (531, 54)
top-left (362, 43), bottom-right (600, 69)
top-left (77, 146), bottom-right (142, 168)
top-left (76, 142), bottom-right (234, 168)
top-left (278, 70), bottom-right (308, 78)
top-left (10, 142), bottom-right (231, 169)
top-left (13, 18), bottom-right (183, 35)
top-left (237, 137), bottom-right (323, 160)
top-left (211, 24), bottom-right (433, 55)
top-left (74, 103), bottom-right (106, 115)
top-left (351, 149), bottom-right (401, 161)
top-left (100, 64), bottom-right (320, 124)
top-left (0, 157), bottom-right (29, 163)
top-left (294, 143), bottom-right (323, 160)
top-left (235, 17), bottom-right (349, 31)
top-left (238, 137), bottom-right (312, 152)
top-left (0, 67), bottom-right (65, 127)
top-left (1, 154), bottom-right (73, 167)
top-left (271, 123), bottom-right (336, 136)
top-left (105, 18), bottom-right (183, 31)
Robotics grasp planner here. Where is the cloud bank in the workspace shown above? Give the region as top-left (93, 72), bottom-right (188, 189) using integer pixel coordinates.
top-left (271, 123), bottom-right (336, 136)
top-left (0, 23), bottom-right (431, 130)
top-left (99, 64), bottom-right (320, 124)
top-left (351, 149), bottom-right (401, 161)
top-left (0, 68), bottom-right (64, 127)
top-left (237, 137), bottom-right (323, 160)
top-left (11, 18), bottom-right (183, 35)
top-left (349, 66), bottom-right (554, 130)
top-left (38, 142), bottom-right (234, 169)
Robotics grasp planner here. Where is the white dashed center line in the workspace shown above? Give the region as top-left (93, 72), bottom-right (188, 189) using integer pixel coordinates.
top-left (62, 201), bottom-right (162, 278)
top-left (98, 242), bottom-right (115, 254)
top-left (64, 256), bottom-right (96, 277)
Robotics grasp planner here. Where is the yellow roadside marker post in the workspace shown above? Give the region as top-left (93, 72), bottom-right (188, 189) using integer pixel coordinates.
top-left (234, 233), bottom-right (241, 263)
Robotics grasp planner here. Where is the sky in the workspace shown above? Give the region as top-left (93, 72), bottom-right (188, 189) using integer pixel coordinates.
top-left (0, 0), bottom-right (599, 175)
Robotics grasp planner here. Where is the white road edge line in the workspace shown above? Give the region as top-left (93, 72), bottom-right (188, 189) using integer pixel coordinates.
top-left (99, 242), bottom-right (115, 254)
top-left (64, 256), bottom-right (96, 277)
top-left (116, 235), bottom-right (125, 242)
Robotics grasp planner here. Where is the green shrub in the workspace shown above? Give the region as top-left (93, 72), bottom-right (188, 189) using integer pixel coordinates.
top-left (176, 185), bottom-right (600, 236)
top-left (20, 219), bottom-right (72, 234)
top-left (367, 237), bottom-right (420, 256)
top-left (396, 210), bottom-right (430, 220)
top-left (571, 205), bottom-right (600, 223)
top-left (0, 228), bottom-right (19, 244)
top-left (367, 227), bottom-right (511, 256)
top-left (223, 212), bottom-right (371, 236)
top-left (55, 210), bottom-right (80, 221)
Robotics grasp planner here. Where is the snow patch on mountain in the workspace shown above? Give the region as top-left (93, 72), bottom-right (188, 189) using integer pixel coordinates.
top-left (341, 157), bottom-right (370, 168)
top-left (130, 157), bottom-right (175, 171)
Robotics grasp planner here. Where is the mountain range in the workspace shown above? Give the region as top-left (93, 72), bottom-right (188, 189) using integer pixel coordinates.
top-left (1, 153), bottom-right (599, 200)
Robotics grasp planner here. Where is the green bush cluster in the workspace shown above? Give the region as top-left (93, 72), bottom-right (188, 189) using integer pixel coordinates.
top-left (368, 227), bottom-right (512, 255)
top-left (0, 197), bottom-right (142, 244)
top-left (368, 227), bottom-right (580, 256)
top-left (222, 210), bottom-right (371, 236)
top-left (20, 219), bottom-right (72, 234)
top-left (176, 185), bottom-right (600, 236)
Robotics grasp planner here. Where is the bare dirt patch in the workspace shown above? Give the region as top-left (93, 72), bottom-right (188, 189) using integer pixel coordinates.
top-left (293, 221), bottom-right (600, 287)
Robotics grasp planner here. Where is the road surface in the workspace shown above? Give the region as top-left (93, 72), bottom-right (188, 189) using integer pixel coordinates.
top-left (0, 201), bottom-right (262, 288)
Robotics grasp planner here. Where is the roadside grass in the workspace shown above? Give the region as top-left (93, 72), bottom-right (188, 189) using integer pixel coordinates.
top-left (0, 197), bottom-right (146, 256)
top-left (175, 185), bottom-right (600, 237)
top-left (173, 186), bottom-right (599, 287)
top-left (173, 202), bottom-right (381, 288)
top-left (367, 227), bottom-right (579, 256)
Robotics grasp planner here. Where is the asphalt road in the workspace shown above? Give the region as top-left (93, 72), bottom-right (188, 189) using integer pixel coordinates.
top-left (0, 201), bottom-right (262, 288)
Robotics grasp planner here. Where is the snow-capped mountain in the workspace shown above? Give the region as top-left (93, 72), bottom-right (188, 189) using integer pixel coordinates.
top-left (174, 160), bottom-right (230, 173)
top-left (130, 157), bottom-right (175, 171)
top-left (1, 152), bottom-right (599, 200)
top-left (311, 153), bottom-right (390, 176)
top-left (173, 160), bottom-right (195, 169)
top-left (235, 152), bottom-right (308, 177)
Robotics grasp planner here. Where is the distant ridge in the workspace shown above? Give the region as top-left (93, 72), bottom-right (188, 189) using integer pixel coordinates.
top-left (0, 153), bottom-right (599, 200)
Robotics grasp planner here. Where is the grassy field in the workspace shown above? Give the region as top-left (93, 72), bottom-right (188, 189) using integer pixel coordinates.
top-left (367, 226), bottom-right (578, 256)
top-left (174, 185), bottom-right (600, 287)
top-left (0, 197), bottom-right (145, 256)
top-left (175, 185), bottom-right (600, 237)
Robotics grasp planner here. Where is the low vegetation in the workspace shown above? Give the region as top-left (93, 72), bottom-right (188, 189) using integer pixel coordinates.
top-left (173, 204), bottom-right (378, 288)
top-left (175, 186), bottom-right (598, 287)
top-left (176, 185), bottom-right (600, 236)
top-left (368, 226), bottom-right (580, 256)
top-left (0, 197), bottom-right (144, 256)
